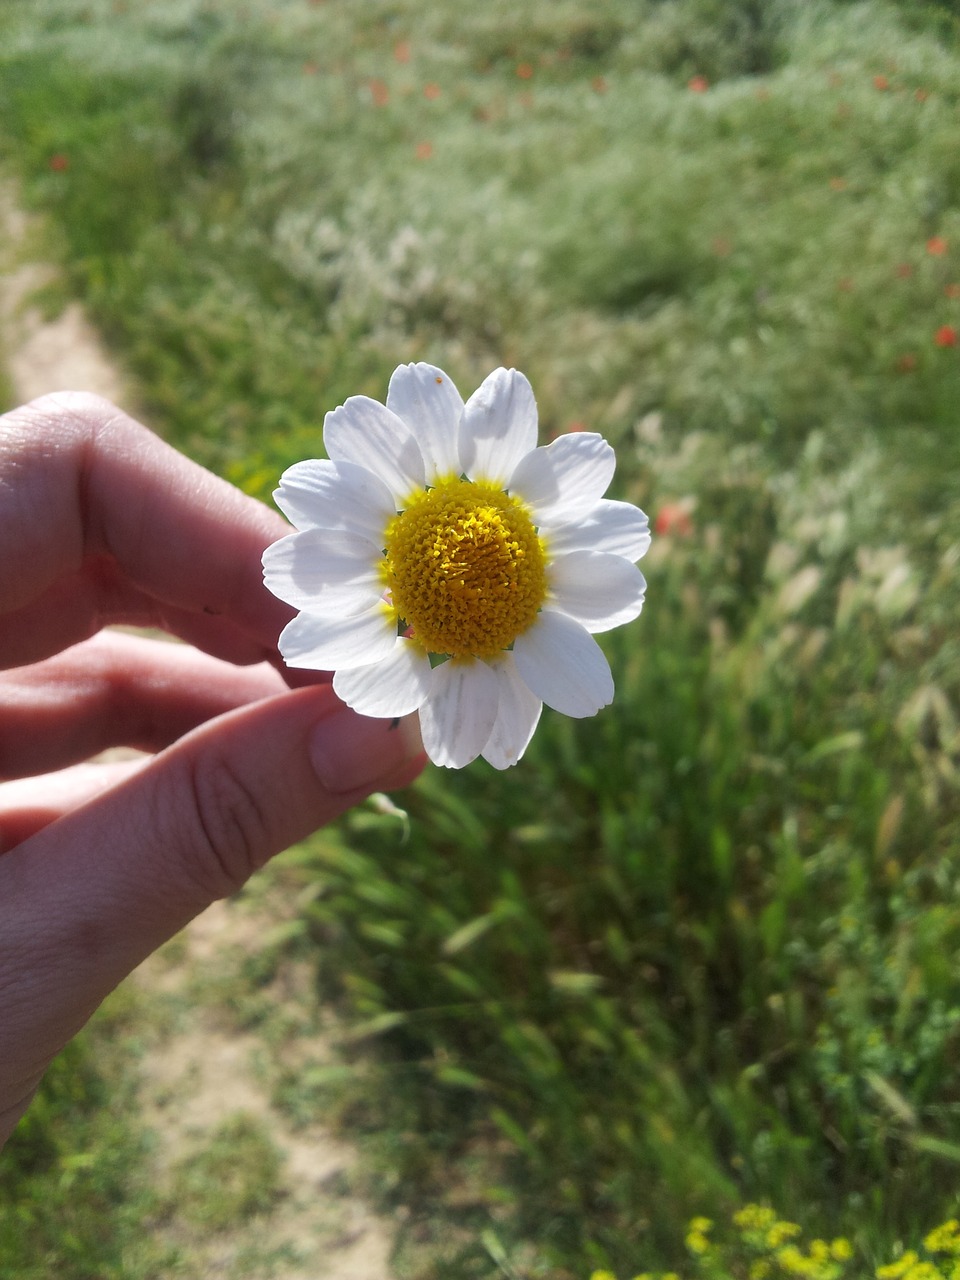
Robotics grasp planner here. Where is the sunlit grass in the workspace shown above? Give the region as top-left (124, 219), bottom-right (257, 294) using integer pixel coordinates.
top-left (0, 998), bottom-right (175, 1280)
top-left (2, 0), bottom-right (960, 1274)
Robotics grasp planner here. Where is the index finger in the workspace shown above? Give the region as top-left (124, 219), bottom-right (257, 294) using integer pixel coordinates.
top-left (0, 392), bottom-right (294, 654)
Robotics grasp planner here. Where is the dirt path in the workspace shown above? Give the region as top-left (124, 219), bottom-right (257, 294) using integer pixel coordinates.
top-left (0, 180), bottom-right (398, 1279)
top-left (0, 184), bottom-right (127, 405)
top-left (133, 895), bottom-right (398, 1280)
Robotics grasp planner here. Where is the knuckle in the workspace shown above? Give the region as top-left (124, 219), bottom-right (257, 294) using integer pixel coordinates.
top-left (25, 389), bottom-right (119, 425)
top-left (176, 752), bottom-right (271, 902)
top-left (5, 391), bottom-right (120, 447)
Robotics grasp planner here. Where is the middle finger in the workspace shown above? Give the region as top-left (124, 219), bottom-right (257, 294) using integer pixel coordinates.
top-left (0, 631), bottom-right (289, 780)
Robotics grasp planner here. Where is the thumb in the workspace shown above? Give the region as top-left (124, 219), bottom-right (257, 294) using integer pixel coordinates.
top-left (0, 684), bottom-right (424, 1119)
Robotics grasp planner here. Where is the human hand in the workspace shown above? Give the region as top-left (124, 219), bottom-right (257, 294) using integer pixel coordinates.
top-left (0, 392), bottom-right (425, 1148)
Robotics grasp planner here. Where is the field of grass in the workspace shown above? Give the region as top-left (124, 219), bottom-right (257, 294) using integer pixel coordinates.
top-left (3, 0), bottom-right (960, 1275)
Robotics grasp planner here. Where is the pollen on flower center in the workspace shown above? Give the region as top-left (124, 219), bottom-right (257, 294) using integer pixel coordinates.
top-left (384, 478), bottom-right (547, 659)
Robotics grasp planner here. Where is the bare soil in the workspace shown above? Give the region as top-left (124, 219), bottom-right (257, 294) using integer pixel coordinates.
top-left (0, 184), bottom-right (127, 405)
top-left (133, 898), bottom-right (398, 1280)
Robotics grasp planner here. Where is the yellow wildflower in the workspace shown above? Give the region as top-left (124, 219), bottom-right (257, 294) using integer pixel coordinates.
top-left (735, 1205), bottom-right (778, 1232)
top-left (767, 1221), bottom-right (803, 1248)
top-left (876, 1253), bottom-right (919, 1280)
top-left (831, 1239), bottom-right (854, 1262)
top-left (685, 1229), bottom-right (711, 1256)
top-left (777, 1244), bottom-right (826, 1278)
top-left (925, 1221), bottom-right (960, 1256)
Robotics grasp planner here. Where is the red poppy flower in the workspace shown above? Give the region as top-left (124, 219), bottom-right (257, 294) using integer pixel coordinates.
top-left (655, 504), bottom-right (694, 538)
top-left (873, 74), bottom-right (889, 91)
top-left (591, 76), bottom-right (608, 94)
top-left (394, 40), bottom-right (411, 64)
top-left (423, 82), bottom-right (441, 100)
top-left (415, 141), bottom-right (433, 161)
top-left (935, 325), bottom-right (957, 347)
top-left (945, 283), bottom-right (960, 299)
top-left (688, 75), bottom-right (709, 93)
top-left (927, 236), bottom-right (948, 256)
top-left (516, 62), bottom-right (533, 80)
top-left (367, 79), bottom-right (389, 107)
top-left (48, 153), bottom-right (69, 172)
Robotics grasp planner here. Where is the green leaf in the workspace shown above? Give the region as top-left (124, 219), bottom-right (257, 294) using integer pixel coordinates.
top-left (442, 912), bottom-right (500, 956)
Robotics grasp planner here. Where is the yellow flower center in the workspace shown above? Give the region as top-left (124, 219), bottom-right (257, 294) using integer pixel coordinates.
top-left (384, 478), bottom-right (547, 659)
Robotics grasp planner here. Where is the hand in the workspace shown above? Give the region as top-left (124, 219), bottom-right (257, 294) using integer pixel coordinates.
top-left (0, 392), bottom-right (425, 1148)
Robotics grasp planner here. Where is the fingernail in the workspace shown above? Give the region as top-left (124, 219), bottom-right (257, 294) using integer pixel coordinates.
top-left (310, 707), bottom-right (423, 794)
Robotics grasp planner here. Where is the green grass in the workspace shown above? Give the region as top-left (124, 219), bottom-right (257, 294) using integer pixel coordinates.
top-left (167, 1112), bottom-right (284, 1232)
top-left (0, 996), bottom-right (175, 1280)
top-left (2, 0), bottom-right (960, 1275)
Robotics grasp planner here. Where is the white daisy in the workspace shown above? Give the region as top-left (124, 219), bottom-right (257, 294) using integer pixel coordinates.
top-left (262, 363), bottom-right (649, 769)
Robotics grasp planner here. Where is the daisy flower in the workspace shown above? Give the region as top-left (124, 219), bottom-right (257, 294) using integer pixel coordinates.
top-left (262, 363), bottom-right (649, 769)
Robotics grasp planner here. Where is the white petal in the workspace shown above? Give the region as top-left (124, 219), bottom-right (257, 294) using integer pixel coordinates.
top-left (332, 637), bottom-right (433, 718)
top-left (323, 396), bottom-right (425, 501)
top-left (458, 367), bottom-right (539, 484)
top-left (274, 458), bottom-right (395, 542)
top-left (481, 654), bottom-right (543, 770)
top-left (262, 529), bottom-right (384, 615)
top-left (549, 550), bottom-right (646, 633)
top-left (418, 659), bottom-right (500, 769)
top-left (512, 610), bottom-right (613, 718)
top-left (386, 363), bottom-right (464, 483)
top-left (545, 499), bottom-right (651, 562)
top-left (509, 432), bottom-right (615, 526)
top-left (278, 602), bottom-right (397, 671)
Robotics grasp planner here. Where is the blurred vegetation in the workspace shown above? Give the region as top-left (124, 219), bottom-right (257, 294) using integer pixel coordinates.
top-left (167, 1112), bottom-right (284, 1232)
top-left (2, 0), bottom-right (960, 1275)
top-left (0, 999), bottom-right (173, 1280)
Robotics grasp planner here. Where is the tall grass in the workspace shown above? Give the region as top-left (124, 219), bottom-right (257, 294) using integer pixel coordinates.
top-left (2, 0), bottom-right (960, 1273)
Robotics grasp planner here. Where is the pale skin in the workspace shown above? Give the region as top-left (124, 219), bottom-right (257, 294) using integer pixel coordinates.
top-left (0, 392), bottom-right (426, 1150)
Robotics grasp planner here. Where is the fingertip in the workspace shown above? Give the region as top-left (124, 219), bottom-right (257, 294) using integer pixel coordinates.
top-left (309, 708), bottom-right (425, 795)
